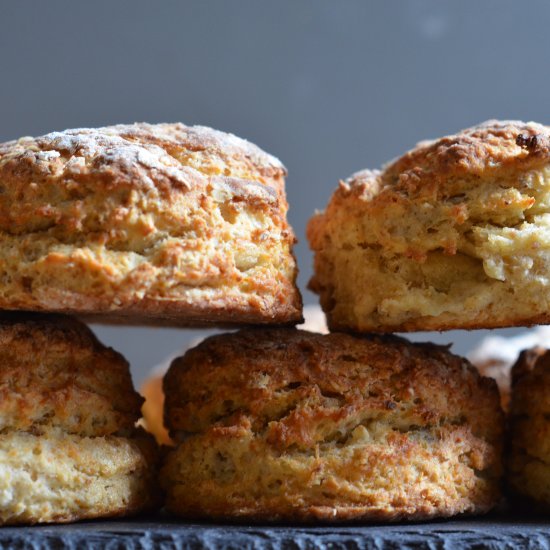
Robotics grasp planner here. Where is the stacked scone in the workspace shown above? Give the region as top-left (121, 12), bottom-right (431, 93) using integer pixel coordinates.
top-left (160, 329), bottom-right (502, 520)
top-left (0, 122), bottom-right (302, 524)
top-left (157, 121), bottom-right (550, 522)
top-left (308, 120), bottom-right (550, 514)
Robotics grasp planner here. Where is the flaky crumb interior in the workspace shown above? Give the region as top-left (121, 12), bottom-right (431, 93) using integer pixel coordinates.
top-left (0, 179), bottom-right (296, 315)
top-left (162, 420), bottom-right (498, 521)
top-left (0, 431), bottom-right (156, 525)
top-left (310, 166), bottom-right (550, 330)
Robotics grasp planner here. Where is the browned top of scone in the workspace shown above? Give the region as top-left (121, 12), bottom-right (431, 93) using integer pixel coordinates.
top-left (321, 121), bottom-right (550, 212)
top-left (0, 312), bottom-right (143, 436)
top-left (0, 122), bottom-right (285, 190)
top-left (381, 120), bottom-right (550, 198)
top-left (164, 329), bottom-right (502, 449)
top-left (0, 123), bottom-right (287, 235)
top-left (312, 120), bottom-right (550, 222)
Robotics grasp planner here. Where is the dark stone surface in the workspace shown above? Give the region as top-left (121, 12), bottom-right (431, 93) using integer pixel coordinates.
top-left (0, 516), bottom-right (549, 550)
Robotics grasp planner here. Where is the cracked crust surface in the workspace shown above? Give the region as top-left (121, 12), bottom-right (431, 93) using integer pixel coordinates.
top-left (308, 120), bottom-right (550, 332)
top-left (0, 123), bottom-right (302, 326)
top-left (508, 347), bottom-right (550, 507)
top-left (0, 312), bottom-right (159, 525)
top-left (161, 329), bottom-right (503, 521)
top-left (139, 305), bottom-right (328, 446)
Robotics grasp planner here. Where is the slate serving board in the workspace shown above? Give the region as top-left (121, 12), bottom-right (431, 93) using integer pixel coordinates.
top-left (0, 516), bottom-right (549, 550)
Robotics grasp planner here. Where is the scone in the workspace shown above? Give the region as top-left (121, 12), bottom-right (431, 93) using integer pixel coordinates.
top-left (161, 329), bottom-right (503, 521)
top-left (140, 305), bottom-right (327, 445)
top-left (308, 120), bottom-right (550, 332)
top-left (508, 346), bottom-right (550, 507)
top-left (0, 312), bottom-right (158, 525)
top-left (0, 123), bottom-right (302, 326)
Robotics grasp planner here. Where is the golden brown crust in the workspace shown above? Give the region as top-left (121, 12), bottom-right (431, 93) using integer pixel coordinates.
top-left (384, 120), bottom-right (550, 194)
top-left (508, 347), bottom-right (550, 507)
top-left (0, 123), bottom-right (302, 327)
top-left (308, 120), bottom-right (550, 333)
top-left (0, 312), bottom-right (142, 436)
top-left (0, 123), bottom-right (287, 199)
top-left (162, 329), bottom-right (503, 521)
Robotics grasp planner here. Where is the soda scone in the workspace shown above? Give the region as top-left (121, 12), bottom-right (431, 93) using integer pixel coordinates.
top-left (0, 123), bottom-right (302, 326)
top-left (161, 329), bottom-right (503, 522)
top-left (508, 347), bottom-right (550, 508)
top-left (0, 313), bottom-right (158, 525)
top-left (308, 120), bottom-right (550, 332)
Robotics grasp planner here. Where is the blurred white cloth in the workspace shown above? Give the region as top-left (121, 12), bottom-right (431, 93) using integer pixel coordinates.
top-left (468, 326), bottom-right (550, 409)
top-left (468, 326), bottom-right (550, 369)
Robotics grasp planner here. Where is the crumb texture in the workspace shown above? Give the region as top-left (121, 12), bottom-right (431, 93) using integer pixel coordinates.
top-left (161, 329), bottom-right (503, 521)
top-left (0, 432), bottom-right (157, 525)
top-left (0, 123), bottom-right (301, 326)
top-left (308, 120), bottom-right (550, 332)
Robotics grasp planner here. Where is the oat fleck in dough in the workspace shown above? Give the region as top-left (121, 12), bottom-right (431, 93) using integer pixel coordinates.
top-left (308, 120), bottom-right (550, 332)
top-left (0, 123), bottom-right (302, 326)
top-left (161, 329), bottom-right (503, 521)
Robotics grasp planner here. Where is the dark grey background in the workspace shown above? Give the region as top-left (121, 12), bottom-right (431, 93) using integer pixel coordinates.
top-left (1, 1), bottom-right (548, 385)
